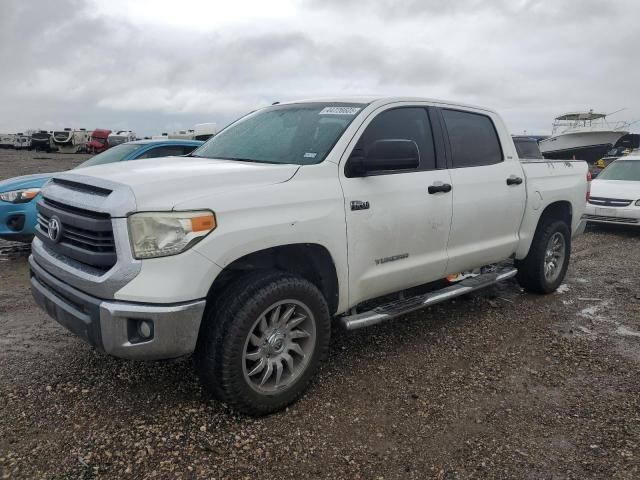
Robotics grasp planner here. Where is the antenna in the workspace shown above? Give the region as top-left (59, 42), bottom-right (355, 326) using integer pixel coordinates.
top-left (606, 108), bottom-right (626, 117)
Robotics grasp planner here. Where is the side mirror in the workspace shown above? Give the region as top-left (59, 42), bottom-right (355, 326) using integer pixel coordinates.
top-left (346, 139), bottom-right (420, 177)
top-left (345, 148), bottom-right (367, 177)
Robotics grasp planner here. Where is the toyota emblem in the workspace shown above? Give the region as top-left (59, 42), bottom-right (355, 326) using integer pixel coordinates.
top-left (48, 216), bottom-right (63, 243)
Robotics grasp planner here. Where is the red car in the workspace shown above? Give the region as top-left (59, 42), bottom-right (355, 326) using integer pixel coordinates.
top-left (86, 129), bottom-right (111, 153)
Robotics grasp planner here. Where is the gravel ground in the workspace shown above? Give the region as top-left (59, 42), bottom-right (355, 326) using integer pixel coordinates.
top-left (1, 150), bottom-right (640, 479)
top-left (0, 148), bottom-right (90, 181)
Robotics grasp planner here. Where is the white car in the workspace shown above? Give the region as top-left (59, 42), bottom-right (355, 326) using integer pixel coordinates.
top-left (29, 97), bottom-right (589, 415)
top-left (583, 155), bottom-right (640, 226)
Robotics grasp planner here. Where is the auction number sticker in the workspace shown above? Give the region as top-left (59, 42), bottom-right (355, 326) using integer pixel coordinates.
top-left (319, 107), bottom-right (361, 115)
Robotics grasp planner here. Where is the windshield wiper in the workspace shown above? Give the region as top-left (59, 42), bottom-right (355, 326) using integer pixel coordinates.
top-left (196, 156), bottom-right (283, 164)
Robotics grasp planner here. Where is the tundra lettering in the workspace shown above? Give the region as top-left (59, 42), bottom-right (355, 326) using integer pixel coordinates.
top-left (375, 253), bottom-right (409, 265)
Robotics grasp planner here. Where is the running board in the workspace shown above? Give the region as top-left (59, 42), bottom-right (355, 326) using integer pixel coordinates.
top-left (340, 267), bottom-right (518, 330)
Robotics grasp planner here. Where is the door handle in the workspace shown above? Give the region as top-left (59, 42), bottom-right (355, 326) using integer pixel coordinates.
top-left (428, 183), bottom-right (452, 194)
top-left (506, 176), bottom-right (523, 186)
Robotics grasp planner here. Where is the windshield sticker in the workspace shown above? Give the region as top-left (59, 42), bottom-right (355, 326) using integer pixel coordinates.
top-left (319, 107), bottom-right (361, 115)
top-left (304, 152), bottom-right (318, 159)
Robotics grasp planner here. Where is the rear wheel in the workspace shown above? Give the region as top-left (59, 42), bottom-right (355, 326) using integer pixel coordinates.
top-left (195, 271), bottom-right (331, 416)
top-left (516, 219), bottom-right (571, 294)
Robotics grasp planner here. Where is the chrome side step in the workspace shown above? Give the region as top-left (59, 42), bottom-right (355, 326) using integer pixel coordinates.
top-left (340, 267), bottom-right (518, 330)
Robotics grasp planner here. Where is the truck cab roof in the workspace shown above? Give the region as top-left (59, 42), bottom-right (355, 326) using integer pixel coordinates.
top-left (277, 96), bottom-right (498, 114)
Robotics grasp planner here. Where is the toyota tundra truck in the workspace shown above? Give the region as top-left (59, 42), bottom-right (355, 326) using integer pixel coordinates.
top-left (30, 97), bottom-right (589, 415)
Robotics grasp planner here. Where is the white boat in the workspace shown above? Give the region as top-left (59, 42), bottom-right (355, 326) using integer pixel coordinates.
top-left (539, 111), bottom-right (629, 162)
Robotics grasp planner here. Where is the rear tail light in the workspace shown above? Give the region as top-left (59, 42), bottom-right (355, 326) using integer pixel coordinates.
top-left (586, 170), bottom-right (592, 201)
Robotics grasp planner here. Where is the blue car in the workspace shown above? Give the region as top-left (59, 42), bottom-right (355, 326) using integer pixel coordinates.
top-left (0, 139), bottom-right (204, 242)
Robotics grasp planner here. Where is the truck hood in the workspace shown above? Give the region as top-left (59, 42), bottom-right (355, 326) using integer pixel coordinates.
top-left (68, 157), bottom-right (300, 210)
top-left (591, 179), bottom-right (640, 200)
top-left (0, 173), bottom-right (55, 192)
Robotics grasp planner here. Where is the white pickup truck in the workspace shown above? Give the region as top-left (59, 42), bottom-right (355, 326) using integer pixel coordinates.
top-left (30, 97), bottom-right (589, 415)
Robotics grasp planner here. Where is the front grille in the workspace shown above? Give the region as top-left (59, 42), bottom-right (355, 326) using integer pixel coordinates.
top-left (587, 196), bottom-right (633, 207)
top-left (35, 198), bottom-right (117, 271)
top-left (582, 214), bottom-right (639, 224)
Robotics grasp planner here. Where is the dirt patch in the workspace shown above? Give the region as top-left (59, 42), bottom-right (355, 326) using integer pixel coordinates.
top-left (0, 148), bottom-right (89, 181)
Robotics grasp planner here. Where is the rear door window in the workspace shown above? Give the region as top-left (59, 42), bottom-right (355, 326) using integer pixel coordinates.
top-left (441, 109), bottom-right (503, 168)
top-left (513, 138), bottom-right (543, 159)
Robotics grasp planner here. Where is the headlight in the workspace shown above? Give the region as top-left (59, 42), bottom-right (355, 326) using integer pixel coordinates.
top-left (0, 188), bottom-right (41, 203)
top-left (635, 200), bottom-right (640, 206)
top-left (128, 211), bottom-right (216, 259)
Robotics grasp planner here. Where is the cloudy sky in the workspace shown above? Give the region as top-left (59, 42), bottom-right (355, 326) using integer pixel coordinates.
top-left (1, 0), bottom-right (639, 136)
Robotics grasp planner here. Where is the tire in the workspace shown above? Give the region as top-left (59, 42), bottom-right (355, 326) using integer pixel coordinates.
top-left (515, 219), bottom-right (571, 294)
top-left (195, 271), bottom-right (331, 416)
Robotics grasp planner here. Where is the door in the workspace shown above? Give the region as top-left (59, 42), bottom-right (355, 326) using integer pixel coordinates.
top-left (340, 106), bottom-right (453, 306)
top-left (439, 108), bottom-right (526, 273)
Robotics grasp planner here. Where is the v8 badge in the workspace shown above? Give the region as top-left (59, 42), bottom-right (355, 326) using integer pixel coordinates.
top-left (350, 200), bottom-right (370, 211)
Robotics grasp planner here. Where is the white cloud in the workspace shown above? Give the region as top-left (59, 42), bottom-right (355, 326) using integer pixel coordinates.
top-left (0, 0), bottom-right (639, 136)
top-left (86, 0), bottom-right (299, 31)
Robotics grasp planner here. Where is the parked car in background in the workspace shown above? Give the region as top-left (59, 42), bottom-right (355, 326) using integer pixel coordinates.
top-left (590, 146), bottom-right (634, 178)
top-left (0, 139), bottom-right (203, 242)
top-left (583, 155), bottom-right (640, 227)
top-left (108, 130), bottom-right (136, 147)
top-left (87, 129), bottom-right (112, 153)
top-left (28, 97), bottom-right (589, 416)
top-left (512, 135), bottom-right (544, 160)
top-left (31, 131), bottom-right (53, 152)
top-left (13, 133), bottom-right (31, 150)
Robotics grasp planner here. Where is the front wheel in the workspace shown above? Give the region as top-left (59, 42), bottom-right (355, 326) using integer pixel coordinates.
top-left (195, 271), bottom-right (331, 416)
top-left (516, 219), bottom-right (571, 294)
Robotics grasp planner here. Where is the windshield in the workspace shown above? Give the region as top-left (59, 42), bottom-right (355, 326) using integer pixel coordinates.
top-left (597, 160), bottom-right (640, 181)
top-left (75, 143), bottom-right (142, 168)
top-left (513, 138), bottom-right (543, 159)
top-left (192, 103), bottom-right (365, 165)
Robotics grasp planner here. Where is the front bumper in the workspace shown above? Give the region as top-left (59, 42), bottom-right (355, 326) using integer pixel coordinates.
top-left (30, 255), bottom-right (206, 360)
top-left (583, 204), bottom-right (640, 226)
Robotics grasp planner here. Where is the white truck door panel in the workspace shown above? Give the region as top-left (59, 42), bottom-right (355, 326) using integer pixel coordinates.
top-left (343, 170), bottom-right (452, 305)
top-left (340, 106), bottom-right (452, 306)
top-left (439, 108), bottom-right (526, 273)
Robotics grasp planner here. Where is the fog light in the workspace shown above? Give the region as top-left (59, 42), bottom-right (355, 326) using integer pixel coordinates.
top-left (7, 214), bottom-right (25, 232)
top-left (138, 320), bottom-right (153, 339)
